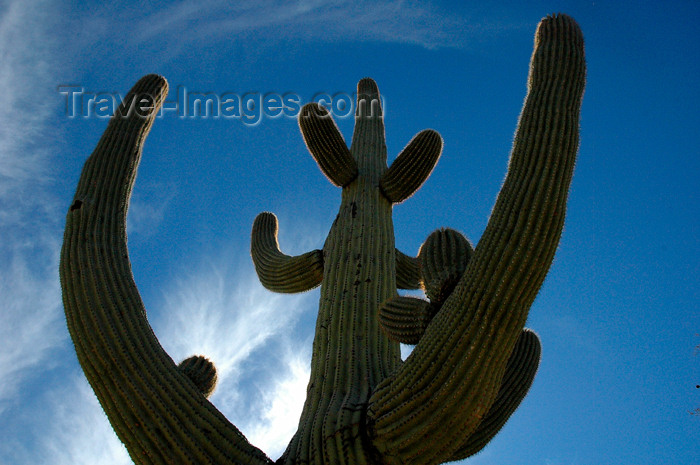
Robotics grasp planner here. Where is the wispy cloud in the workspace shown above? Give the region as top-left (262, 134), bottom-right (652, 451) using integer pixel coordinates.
top-left (246, 343), bottom-right (311, 458)
top-left (153, 257), bottom-right (317, 458)
top-left (0, 0), bottom-right (58, 219)
top-left (154, 259), bottom-right (313, 378)
top-left (131, 0), bottom-right (508, 51)
top-left (0, 0), bottom-right (66, 415)
top-left (127, 180), bottom-right (177, 238)
top-left (0, 249), bottom-right (63, 414)
top-left (27, 375), bottom-right (131, 465)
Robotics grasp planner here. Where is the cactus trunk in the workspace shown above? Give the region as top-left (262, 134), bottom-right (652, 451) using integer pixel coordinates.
top-left (281, 80), bottom-right (401, 465)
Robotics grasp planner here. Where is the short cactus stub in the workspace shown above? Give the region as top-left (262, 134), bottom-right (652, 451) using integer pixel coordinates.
top-left (178, 355), bottom-right (218, 398)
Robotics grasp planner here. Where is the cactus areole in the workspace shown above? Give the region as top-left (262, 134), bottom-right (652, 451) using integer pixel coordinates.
top-left (59, 14), bottom-right (585, 465)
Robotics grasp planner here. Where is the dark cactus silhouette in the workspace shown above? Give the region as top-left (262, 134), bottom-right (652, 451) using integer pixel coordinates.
top-left (60, 13), bottom-right (585, 465)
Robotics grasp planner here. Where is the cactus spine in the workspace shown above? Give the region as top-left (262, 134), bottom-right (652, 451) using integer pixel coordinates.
top-left (60, 13), bottom-right (585, 465)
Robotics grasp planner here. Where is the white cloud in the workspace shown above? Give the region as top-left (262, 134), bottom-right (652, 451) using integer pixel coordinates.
top-left (34, 375), bottom-right (131, 465)
top-left (127, 180), bottom-right (177, 238)
top-left (0, 250), bottom-right (63, 414)
top-left (246, 344), bottom-right (311, 459)
top-left (152, 257), bottom-right (317, 456)
top-left (154, 260), bottom-right (313, 380)
top-left (130, 0), bottom-right (494, 51)
top-left (0, 0), bottom-right (66, 416)
top-left (0, 0), bottom-right (57, 220)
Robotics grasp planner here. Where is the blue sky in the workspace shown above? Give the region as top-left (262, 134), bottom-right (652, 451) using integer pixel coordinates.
top-left (1, 0), bottom-right (698, 464)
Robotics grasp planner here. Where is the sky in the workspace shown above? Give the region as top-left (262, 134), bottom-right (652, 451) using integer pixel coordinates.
top-left (0, 0), bottom-right (698, 464)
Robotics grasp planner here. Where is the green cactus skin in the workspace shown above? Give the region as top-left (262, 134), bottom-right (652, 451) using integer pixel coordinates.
top-left (379, 129), bottom-right (442, 204)
top-left (179, 355), bottom-right (218, 398)
top-left (59, 13), bottom-right (585, 465)
top-left (366, 14), bottom-right (585, 464)
top-left (394, 249), bottom-right (421, 290)
top-left (379, 228), bottom-right (473, 346)
top-left (377, 296), bottom-right (433, 345)
top-left (60, 75), bottom-right (275, 465)
top-left (251, 212), bottom-right (324, 293)
top-left (60, 74), bottom-right (274, 464)
top-left (269, 76), bottom-right (445, 465)
top-left (299, 104), bottom-right (358, 187)
top-left (419, 228), bottom-right (473, 303)
top-left (447, 329), bottom-right (541, 461)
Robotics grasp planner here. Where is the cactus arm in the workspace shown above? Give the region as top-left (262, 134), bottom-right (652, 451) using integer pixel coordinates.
top-left (299, 103), bottom-right (358, 187)
top-left (378, 296), bottom-right (434, 345)
top-left (251, 212), bottom-right (324, 293)
top-left (383, 227), bottom-right (475, 345)
top-left (448, 329), bottom-right (541, 461)
top-left (395, 249), bottom-right (421, 290)
top-left (367, 13), bottom-right (586, 465)
top-left (60, 75), bottom-right (273, 465)
top-left (379, 129), bottom-right (442, 204)
top-left (418, 228), bottom-right (473, 303)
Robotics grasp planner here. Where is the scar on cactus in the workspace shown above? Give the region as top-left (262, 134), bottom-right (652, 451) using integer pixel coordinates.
top-left (60, 13), bottom-right (585, 465)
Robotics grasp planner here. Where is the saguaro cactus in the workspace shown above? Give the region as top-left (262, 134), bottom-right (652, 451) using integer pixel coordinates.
top-left (60, 13), bottom-right (585, 465)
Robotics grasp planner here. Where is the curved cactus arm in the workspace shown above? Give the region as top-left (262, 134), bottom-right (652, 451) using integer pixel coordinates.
top-left (449, 329), bottom-right (541, 461)
top-left (366, 14), bottom-right (586, 465)
top-left (379, 129), bottom-right (442, 204)
top-left (378, 296), bottom-right (434, 345)
top-left (60, 74), bottom-right (273, 465)
top-left (395, 249), bottom-right (421, 290)
top-left (299, 103), bottom-right (358, 187)
top-left (251, 212), bottom-right (324, 293)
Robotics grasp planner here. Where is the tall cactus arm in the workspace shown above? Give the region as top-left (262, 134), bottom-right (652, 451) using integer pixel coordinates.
top-left (379, 129), bottom-right (442, 204)
top-left (395, 249), bottom-right (421, 290)
top-left (251, 212), bottom-right (324, 293)
top-left (366, 13), bottom-right (586, 465)
top-left (299, 103), bottom-right (358, 187)
top-left (59, 74), bottom-right (273, 465)
top-left (448, 329), bottom-right (541, 461)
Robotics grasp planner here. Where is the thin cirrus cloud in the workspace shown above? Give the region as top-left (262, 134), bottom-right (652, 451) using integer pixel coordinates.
top-left (28, 375), bottom-right (133, 465)
top-left (130, 0), bottom-right (505, 51)
top-left (0, 0), bottom-right (58, 219)
top-left (152, 256), bottom-right (317, 459)
top-left (126, 180), bottom-right (178, 239)
top-left (0, 0), bottom-right (65, 415)
top-left (0, 251), bottom-right (63, 415)
top-left (245, 346), bottom-right (312, 458)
